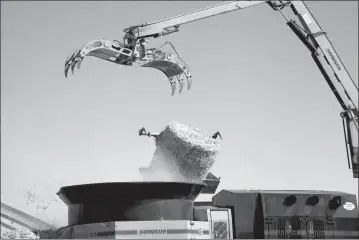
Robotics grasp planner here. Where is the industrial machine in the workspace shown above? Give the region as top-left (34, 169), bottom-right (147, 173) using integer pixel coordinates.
top-left (22, 182), bottom-right (354, 239)
top-left (65, 0), bottom-right (358, 178)
top-left (2, 182), bottom-right (358, 239)
top-left (9, 1), bottom-right (350, 239)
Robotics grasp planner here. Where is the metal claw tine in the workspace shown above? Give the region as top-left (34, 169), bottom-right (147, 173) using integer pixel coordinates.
top-left (66, 55), bottom-right (71, 63)
top-left (69, 52), bottom-right (77, 61)
top-left (73, 49), bottom-right (81, 61)
top-left (171, 83), bottom-right (176, 96)
top-left (177, 76), bottom-right (184, 94)
top-left (178, 81), bottom-right (184, 94)
top-left (76, 58), bottom-right (83, 70)
top-left (65, 65), bottom-right (70, 78)
top-left (65, 49), bottom-right (82, 77)
top-left (72, 49), bottom-right (80, 59)
top-left (70, 61), bottom-right (77, 75)
top-left (169, 77), bottom-right (176, 96)
top-left (66, 53), bottom-right (75, 67)
top-left (75, 49), bottom-right (81, 57)
top-left (187, 76), bottom-right (192, 90)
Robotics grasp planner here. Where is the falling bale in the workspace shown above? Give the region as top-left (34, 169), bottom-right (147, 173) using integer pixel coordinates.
top-left (144, 121), bottom-right (220, 182)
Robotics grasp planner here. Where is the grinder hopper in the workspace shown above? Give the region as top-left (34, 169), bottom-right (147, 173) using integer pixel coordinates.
top-left (57, 181), bottom-right (206, 225)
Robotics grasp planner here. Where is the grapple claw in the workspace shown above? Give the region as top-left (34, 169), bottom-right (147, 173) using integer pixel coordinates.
top-left (64, 39), bottom-right (133, 78)
top-left (65, 52), bottom-right (77, 78)
top-left (65, 65), bottom-right (70, 78)
top-left (72, 50), bottom-right (81, 69)
top-left (183, 67), bottom-right (192, 90)
top-left (169, 77), bottom-right (177, 96)
top-left (65, 55), bottom-right (71, 63)
top-left (68, 52), bottom-right (76, 63)
top-left (177, 75), bottom-right (184, 94)
top-left (140, 51), bottom-right (192, 95)
top-left (64, 39), bottom-right (193, 95)
top-left (187, 76), bottom-right (192, 90)
top-left (76, 58), bottom-right (83, 70)
top-left (70, 62), bottom-right (77, 75)
top-left (64, 64), bottom-right (68, 77)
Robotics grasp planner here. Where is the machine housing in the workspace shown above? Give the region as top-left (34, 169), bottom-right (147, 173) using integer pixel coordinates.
top-left (51, 182), bottom-right (358, 239)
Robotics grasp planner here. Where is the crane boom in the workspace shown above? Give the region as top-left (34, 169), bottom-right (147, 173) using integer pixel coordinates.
top-left (290, 1), bottom-right (358, 109)
top-left (123, 1), bottom-right (266, 40)
top-left (123, 1), bottom-right (358, 178)
top-left (285, 1), bottom-right (358, 178)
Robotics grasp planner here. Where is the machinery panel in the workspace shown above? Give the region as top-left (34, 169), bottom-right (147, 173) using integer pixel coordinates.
top-left (260, 190), bottom-right (358, 218)
top-left (207, 208), bottom-right (233, 239)
top-left (212, 190), bottom-right (359, 239)
top-left (212, 190), bottom-right (259, 239)
top-left (114, 220), bottom-right (210, 239)
top-left (260, 191), bottom-right (359, 239)
top-left (72, 222), bottom-right (115, 239)
top-left (56, 220), bottom-right (211, 239)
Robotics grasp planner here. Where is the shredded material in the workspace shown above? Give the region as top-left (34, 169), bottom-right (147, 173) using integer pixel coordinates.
top-left (143, 121), bottom-right (220, 182)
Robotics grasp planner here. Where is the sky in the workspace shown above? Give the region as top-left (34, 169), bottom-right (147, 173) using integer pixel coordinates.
top-left (1, 1), bottom-right (358, 227)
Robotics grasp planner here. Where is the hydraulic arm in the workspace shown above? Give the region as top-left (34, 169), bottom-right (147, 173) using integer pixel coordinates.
top-left (120, 0), bottom-right (358, 178)
top-left (64, 1), bottom-right (358, 178)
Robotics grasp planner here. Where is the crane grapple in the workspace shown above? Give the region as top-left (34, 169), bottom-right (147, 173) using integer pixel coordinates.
top-left (64, 39), bottom-right (192, 96)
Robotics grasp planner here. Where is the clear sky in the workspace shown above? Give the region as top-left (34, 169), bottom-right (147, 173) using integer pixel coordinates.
top-left (1, 1), bottom-right (358, 227)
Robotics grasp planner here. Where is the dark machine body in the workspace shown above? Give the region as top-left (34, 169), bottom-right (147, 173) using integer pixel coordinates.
top-left (210, 190), bottom-right (358, 239)
top-left (45, 181), bottom-right (358, 239)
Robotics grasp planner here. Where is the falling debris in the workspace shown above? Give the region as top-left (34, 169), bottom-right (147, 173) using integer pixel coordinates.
top-left (36, 201), bottom-right (51, 212)
top-left (26, 191), bottom-right (37, 204)
top-left (141, 121), bottom-right (220, 182)
top-left (25, 187), bottom-right (60, 212)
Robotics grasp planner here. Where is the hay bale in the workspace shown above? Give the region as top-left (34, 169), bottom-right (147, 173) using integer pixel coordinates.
top-left (146, 121), bottom-right (220, 182)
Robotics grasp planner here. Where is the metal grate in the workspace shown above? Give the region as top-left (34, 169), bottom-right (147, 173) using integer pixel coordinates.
top-left (213, 221), bottom-right (228, 239)
top-left (277, 218), bottom-right (301, 239)
top-left (272, 218), bottom-right (327, 239)
top-left (305, 220), bottom-right (325, 239)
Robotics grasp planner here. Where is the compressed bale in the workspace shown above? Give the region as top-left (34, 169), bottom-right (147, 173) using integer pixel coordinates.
top-left (144, 121), bottom-right (220, 182)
